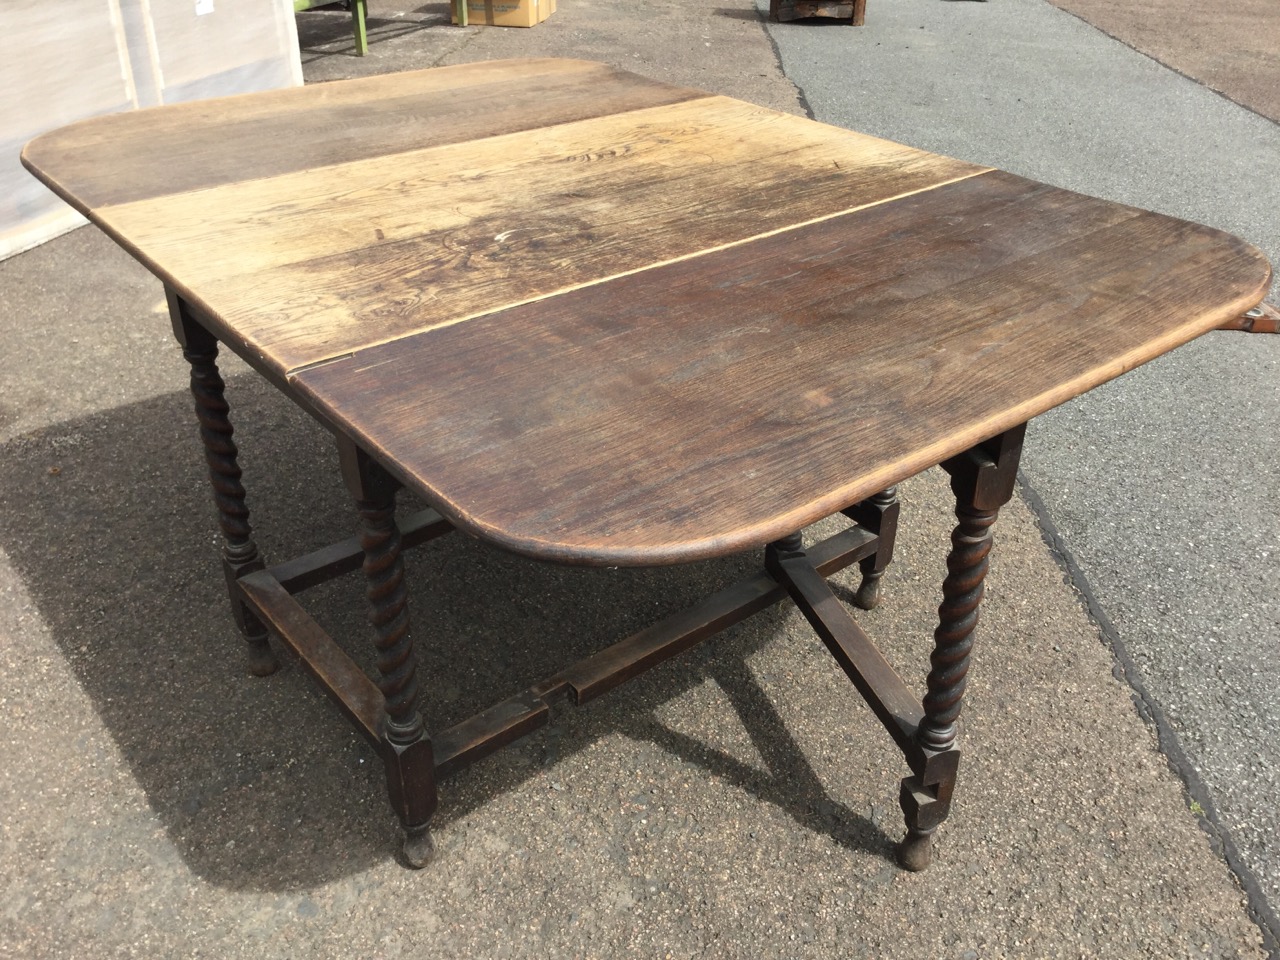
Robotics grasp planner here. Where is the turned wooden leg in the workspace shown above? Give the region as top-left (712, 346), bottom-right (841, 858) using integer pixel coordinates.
top-left (843, 486), bottom-right (900, 610)
top-left (170, 292), bottom-right (277, 677)
top-left (899, 500), bottom-right (996, 870)
top-left (765, 529), bottom-right (805, 568)
top-left (898, 426), bottom-right (1024, 871)
top-left (340, 439), bottom-right (438, 868)
top-left (918, 502), bottom-right (996, 752)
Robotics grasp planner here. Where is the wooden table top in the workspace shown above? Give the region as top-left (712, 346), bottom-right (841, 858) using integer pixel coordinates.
top-left (24, 59), bottom-right (1271, 565)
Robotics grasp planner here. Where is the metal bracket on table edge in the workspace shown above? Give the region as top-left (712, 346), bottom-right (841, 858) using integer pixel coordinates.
top-left (1219, 301), bottom-right (1279, 334)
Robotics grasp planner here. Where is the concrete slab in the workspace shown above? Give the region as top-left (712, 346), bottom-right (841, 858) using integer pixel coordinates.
top-left (1, 405), bottom-right (1263, 955)
top-left (1047, 0), bottom-right (1280, 123)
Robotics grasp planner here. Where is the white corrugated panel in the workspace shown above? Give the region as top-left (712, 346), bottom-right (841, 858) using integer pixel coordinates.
top-left (4, 0), bottom-right (302, 260)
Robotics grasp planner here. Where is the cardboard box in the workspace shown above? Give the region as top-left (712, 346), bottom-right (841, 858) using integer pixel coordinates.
top-left (452, 0), bottom-right (555, 28)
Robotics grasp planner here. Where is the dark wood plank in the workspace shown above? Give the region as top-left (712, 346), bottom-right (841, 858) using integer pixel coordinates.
top-left (292, 171), bottom-right (1271, 566)
top-left (22, 59), bottom-right (708, 209)
top-left (432, 692), bottom-right (552, 778)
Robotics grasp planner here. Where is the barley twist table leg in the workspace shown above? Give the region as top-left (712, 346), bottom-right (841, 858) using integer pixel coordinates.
top-left (341, 439), bottom-right (437, 868)
top-left (898, 501), bottom-right (998, 871)
top-left (920, 503), bottom-right (996, 752)
top-left (357, 497), bottom-right (424, 744)
top-left (172, 294), bottom-right (277, 677)
top-left (899, 426), bottom-right (1024, 871)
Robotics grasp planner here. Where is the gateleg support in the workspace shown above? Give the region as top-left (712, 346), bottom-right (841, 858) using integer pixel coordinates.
top-left (766, 529), bottom-right (960, 871)
top-left (766, 531), bottom-right (923, 754)
top-left (842, 486), bottom-right (900, 610)
top-left (339, 436), bottom-right (438, 867)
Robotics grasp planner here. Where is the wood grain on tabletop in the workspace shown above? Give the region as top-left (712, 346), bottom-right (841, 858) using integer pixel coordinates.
top-left (292, 171), bottom-right (1272, 565)
top-left (23, 60), bottom-right (988, 375)
top-left (21, 59), bottom-right (1271, 566)
top-left (22, 59), bottom-right (706, 209)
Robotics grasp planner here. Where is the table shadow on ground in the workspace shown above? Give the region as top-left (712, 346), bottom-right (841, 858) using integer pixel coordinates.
top-left (0, 374), bottom-right (893, 891)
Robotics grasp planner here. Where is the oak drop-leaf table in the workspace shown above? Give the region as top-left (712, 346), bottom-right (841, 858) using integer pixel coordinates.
top-left (23, 59), bottom-right (1271, 869)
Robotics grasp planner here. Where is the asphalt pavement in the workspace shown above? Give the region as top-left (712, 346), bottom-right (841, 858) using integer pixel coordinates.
top-left (1047, 0), bottom-right (1280, 123)
top-left (758, 0), bottom-right (1280, 942)
top-left (1, 1), bottom-right (1275, 957)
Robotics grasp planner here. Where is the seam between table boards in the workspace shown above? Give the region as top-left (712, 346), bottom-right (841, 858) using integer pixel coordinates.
top-left (21, 89), bottom-right (721, 329)
top-left (281, 166), bottom-right (998, 380)
top-left (63, 95), bottom-right (989, 379)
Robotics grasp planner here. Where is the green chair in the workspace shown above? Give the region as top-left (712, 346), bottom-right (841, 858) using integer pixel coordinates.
top-left (294, 0), bottom-right (465, 56)
top-left (293, 0), bottom-right (370, 55)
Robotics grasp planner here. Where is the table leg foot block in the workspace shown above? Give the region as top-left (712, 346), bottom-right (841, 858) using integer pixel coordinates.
top-left (227, 579), bottom-right (279, 677)
top-left (401, 826), bottom-right (435, 869)
top-left (853, 575), bottom-right (884, 611)
top-left (897, 827), bottom-right (936, 872)
top-left (898, 772), bottom-right (953, 872)
top-left (381, 735), bottom-right (438, 868)
top-left (245, 636), bottom-right (279, 677)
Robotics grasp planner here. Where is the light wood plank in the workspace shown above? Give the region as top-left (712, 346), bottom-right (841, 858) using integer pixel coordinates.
top-left (22, 59), bottom-right (707, 208)
top-left (96, 96), bottom-right (988, 373)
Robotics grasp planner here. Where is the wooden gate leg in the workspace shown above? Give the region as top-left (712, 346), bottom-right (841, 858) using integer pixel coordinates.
top-left (898, 425), bottom-right (1025, 870)
top-left (339, 438), bottom-right (438, 868)
top-left (843, 485), bottom-right (900, 610)
top-left (169, 291), bottom-right (278, 677)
